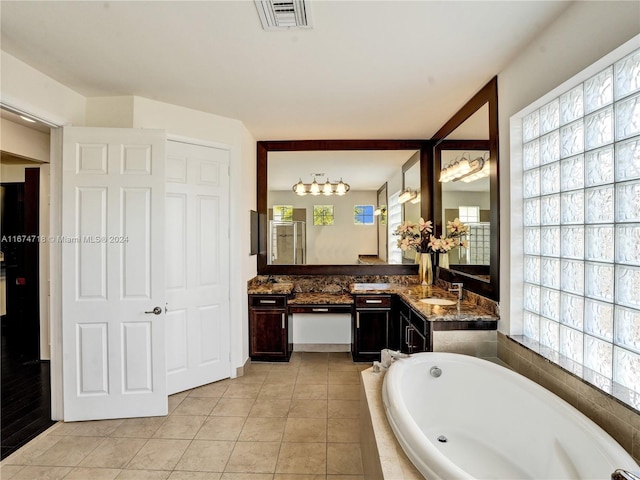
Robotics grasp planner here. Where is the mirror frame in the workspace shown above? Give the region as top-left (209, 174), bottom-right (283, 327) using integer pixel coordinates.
top-left (257, 140), bottom-right (430, 275)
top-left (431, 77), bottom-right (500, 301)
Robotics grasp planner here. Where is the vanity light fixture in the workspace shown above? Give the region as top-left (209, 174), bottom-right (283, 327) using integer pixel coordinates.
top-left (398, 188), bottom-right (418, 204)
top-left (292, 175), bottom-right (350, 196)
top-left (374, 206), bottom-right (387, 216)
top-left (440, 153), bottom-right (489, 183)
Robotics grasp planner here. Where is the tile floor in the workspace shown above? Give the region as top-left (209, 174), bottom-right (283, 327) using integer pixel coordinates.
top-left (1, 352), bottom-right (370, 480)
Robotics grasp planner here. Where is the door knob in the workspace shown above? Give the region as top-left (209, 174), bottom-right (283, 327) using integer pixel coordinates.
top-left (145, 307), bottom-right (162, 315)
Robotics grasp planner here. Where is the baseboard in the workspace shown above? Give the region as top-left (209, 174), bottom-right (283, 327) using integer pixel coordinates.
top-left (236, 356), bottom-right (251, 377)
top-left (293, 343), bottom-right (351, 352)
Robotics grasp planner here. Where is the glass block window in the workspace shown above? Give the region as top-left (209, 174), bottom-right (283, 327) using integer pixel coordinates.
top-left (273, 205), bottom-right (293, 222)
top-left (522, 47), bottom-right (640, 403)
top-left (354, 205), bottom-right (375, 225)
top-left (313, 205), bottom-right (334, 226)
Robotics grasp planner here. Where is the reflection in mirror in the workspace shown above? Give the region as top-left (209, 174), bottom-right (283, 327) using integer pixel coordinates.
top-left (267, 150), bottom-right (418, 265)
top-left (440, 147), bottom-right (490, 277)
top-left (431, 76), bottom-right (499, 300)
top-left (401, 154), bottom-right (421, 262)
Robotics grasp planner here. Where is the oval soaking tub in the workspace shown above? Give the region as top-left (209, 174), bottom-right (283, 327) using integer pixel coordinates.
top-left (382, 352), bottom-right (639, 480)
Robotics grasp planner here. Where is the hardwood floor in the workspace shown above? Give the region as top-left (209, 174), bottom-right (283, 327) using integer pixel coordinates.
top-left (1, 332), bottom-right (55, 460)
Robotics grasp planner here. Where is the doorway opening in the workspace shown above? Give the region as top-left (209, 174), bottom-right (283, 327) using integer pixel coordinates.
top-left (0, 108), bottom-right (54, 459)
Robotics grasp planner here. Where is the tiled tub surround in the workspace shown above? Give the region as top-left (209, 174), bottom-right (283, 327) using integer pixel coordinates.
top-left (498, 333), bottom-right (640, 465)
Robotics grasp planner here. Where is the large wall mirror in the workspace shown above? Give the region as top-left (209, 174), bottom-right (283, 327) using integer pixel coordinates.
top-left (257, 140), bottom-right (430, 275)
top-left (432, 77), bottom-right (499, 301)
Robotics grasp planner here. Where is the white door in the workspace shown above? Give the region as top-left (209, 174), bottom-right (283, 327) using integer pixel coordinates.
top-left (165, 140), bottom-right (231, 394)
top-left (61, 127), bottom-right (167, 421)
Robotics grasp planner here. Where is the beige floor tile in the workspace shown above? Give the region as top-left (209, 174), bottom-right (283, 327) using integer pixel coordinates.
top-left (327, 418), bottom-right (360, 443)
top-left (246, 362), bottom-right (274, 373)
top-left (328, 352), bottom-right (352, 363)
top-left (231, 372), bottom-right (268, 385)
top-left (221, 473), bottom-right (274, 480)
top-left (51, 419), bottom-right (124, 437)
top-left (327, 476), bottom-right (364, 480)
top-left (263, 371), bottom-right (298, 385)
top-left (64, 467), bottom-right (122, 479)
top-left (282, 418), bottom-right (326, 443)
top-left (327, 384), bottom-right (359, 401)
top-left (327, 400), bottom-right (359, 419)
top-left (168, 472), bottom-right (222, 480)
top-left (111, 417), bottom-right (167, 438)
top-left (224, 441), bottom-right (280, 473)
top-left (115, 470), bottom-right (171, 479)
top-left (2, 435), bottom-right (63, 465)
top-left (292, 384), bottom-right (327, 400)
top-left (295, 371), bottom-right (328, 385)
top-left (9, 465), bottom-right (71, 480)
top-left (0, 465), bottom-right (25, 480)
top-left (172, 397), bottom-right (219, 416)
top-left (274, 475), bottom-right (325, 480)
top-left (299, 364), bottom-right (328, 374)
top-left (275, 443), bottom-right (326, 475)
top-left (28, 435), bottom-right (103, 467)
top-left (248, 398), bottom-right (291, 418)
top-left (328, 362), bottom-right (359, 372)
top-left (238, 417), bottom-right (286, 442)
top-left (287, 399), bottom-right (327, 418)
top-left (174, 440), bottom-right (235, 472)
top-left (196, 416), bottom-right (246, 441)
top-left (258, 383), bottom-right (294, 400)
top-left (78, 437), bottom-right (146, 468)
top-left (168, 395), bottom-right (186, 414)
top-left (326, 444), bottom-right (363, 475)
top-left (299, 353), bottom-right (329, 364)
top-left (153, 415), bottom-right (206, 439)
top-left (223, 384), bottom-right (262, 399)
top-left (188, 382), bottom-right (230, 398)
top-left (127, 439), bottom-right (190, 471)
top-left (211, 398), bottom-right (256, 417)
top-left (327, 371), bottom-right (359, 385)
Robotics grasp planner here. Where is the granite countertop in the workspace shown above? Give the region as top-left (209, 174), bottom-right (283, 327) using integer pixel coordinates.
top-left (247, 282), bottom-right (294, 295)
top-left (349, 283), bottom-right (498, 322)
top-left (288, 292), bottom-right (354, 305)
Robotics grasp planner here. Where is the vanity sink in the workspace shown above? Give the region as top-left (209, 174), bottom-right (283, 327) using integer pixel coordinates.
top-left (352, 283), bottom-right (391, 290)
top-left (420, 298), bottom-right (457, 306)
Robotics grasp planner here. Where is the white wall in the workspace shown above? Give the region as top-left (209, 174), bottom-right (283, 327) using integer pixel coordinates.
top-left (269, 190), bottom-right (379, 264)
top-left (0, 51), bottom-right (86, 126)
top-left (497, 1), bottom-right (640, 334)
top-left (0, 119), bottom-right (50, 162)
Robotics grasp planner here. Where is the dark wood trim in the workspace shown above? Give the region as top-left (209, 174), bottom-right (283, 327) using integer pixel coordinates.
top-left (430, 76), bottom-right (500, 301)
top-left (257, 139), bottom-right (429, 276)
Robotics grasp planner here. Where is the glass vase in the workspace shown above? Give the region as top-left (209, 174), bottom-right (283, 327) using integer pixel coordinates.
top-left (439, 252), bottom-right (450, 269)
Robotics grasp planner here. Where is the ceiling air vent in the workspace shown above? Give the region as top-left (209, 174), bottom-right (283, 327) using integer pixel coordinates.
top-left (254, 0), bottom-right (313, 30)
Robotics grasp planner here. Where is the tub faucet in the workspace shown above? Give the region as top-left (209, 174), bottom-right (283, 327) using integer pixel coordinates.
top-left (449, 282), bottom-right (463, 300)
top-left (379, 349), bottom-right (409, 369)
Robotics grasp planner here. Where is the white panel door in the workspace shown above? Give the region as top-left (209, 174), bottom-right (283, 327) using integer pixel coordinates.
top-left (61, 127), bottom-right (167, 421)
top-left (165, 140), bottom-right (230, 394)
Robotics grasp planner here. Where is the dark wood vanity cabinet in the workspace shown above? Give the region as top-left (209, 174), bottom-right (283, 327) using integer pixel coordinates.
top-left (398, 298), bottom-right (431, 354)
top-left (352, 295), bottom-right (392, 362)
top-left (249, 295), bottom-right (291, 361)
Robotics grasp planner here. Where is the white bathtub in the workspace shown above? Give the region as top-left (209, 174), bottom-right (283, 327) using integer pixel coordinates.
top-left (382, 352), bottom-right (639, 480)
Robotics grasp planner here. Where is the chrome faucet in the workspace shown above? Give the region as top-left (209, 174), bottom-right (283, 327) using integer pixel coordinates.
top-left (449, 282), bottom-right (463, 300)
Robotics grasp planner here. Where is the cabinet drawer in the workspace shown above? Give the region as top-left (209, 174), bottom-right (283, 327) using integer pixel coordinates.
top-left (250, 295), bottom-right (287, 308)
top-left (288, 304), bottom-right (352, 314)
top-left (355, 295), bottom-right (391, 309)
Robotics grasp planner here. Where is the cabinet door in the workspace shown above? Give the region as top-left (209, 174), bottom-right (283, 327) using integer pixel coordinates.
top-left (354, 310), bottom-right (389, 359)
top-left (249, 309), bottom-right (286, 359)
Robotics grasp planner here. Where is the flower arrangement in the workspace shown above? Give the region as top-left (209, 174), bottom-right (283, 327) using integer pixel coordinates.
top-left (394, 217), bottom-right (469, 254)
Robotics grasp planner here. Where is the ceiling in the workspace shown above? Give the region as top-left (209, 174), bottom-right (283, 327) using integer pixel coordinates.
top-left (0, 1), bottom-right (572, 141)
